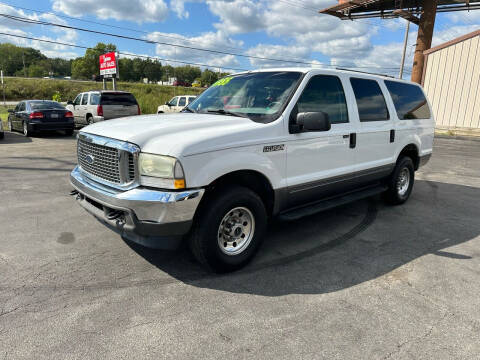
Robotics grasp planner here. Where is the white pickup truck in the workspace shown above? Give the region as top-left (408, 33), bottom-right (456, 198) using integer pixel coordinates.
top-left (70, 68), bottom-right (434, 272)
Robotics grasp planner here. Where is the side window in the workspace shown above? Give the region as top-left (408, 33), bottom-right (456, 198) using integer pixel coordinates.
top-left (81, 93), bottom-right (89, 105)
top-left (14, 103), bottom-right (20, 112)
top-left (350, 78), bottom-right (389, 122)
top-left (90, 93), bottom-right (101, 105)
top-left (178, 97), bottom-right (186, 107)
top-left (73, 94), bottom-right (82, 105)
top-left (169, 97), bottom-right (178, 106)
top-left (295, 75), bottom-right (348, 124)
top-left (18, 102), bottom-right (25, 111)
top-left (384, 81), bottom-right (431, 119)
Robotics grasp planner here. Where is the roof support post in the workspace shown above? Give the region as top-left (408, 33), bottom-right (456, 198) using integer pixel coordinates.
top-left (411, 0), bottom-right (438, 84)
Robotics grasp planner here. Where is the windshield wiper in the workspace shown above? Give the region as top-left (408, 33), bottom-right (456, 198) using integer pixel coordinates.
top-left (206, 108), bottom-right (248, 118)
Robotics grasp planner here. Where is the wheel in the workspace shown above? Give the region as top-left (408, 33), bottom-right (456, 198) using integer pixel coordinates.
top-left (65, 129), bottom-right (74, 136)
top-left (384, 156), bottom-right (415, 205)
top-left (157, 111), bottom-right (164, 114)
top-left (86, 115), bottom-right (93, 125)
top-left (23, 122), bottom-right (32, 137)
top-left (189, 185), bottom-right (267, 273)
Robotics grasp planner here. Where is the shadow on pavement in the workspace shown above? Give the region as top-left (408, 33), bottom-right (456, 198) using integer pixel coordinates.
top-left (127, 180), bottom-right (480, 296)
top-left (0, 131), bottom-right (32, 144)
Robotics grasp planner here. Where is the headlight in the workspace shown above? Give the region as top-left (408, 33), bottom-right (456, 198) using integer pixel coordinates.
top-left (138, 153), bottom-right (186, 189)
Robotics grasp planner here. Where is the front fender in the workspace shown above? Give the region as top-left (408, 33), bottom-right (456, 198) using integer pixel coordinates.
top-left (181, 147), bottom-right (285, 190)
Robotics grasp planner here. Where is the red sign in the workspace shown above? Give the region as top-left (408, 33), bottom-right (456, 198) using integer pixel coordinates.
top-left (99, 52), bottom-right (117, 76)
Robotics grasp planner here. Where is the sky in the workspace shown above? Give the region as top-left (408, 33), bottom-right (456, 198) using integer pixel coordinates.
top-left (0, 0), bottom-right (479, 77)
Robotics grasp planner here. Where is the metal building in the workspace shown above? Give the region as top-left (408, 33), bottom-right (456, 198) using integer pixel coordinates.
top-left (422, 29), bottom-right (480, 130)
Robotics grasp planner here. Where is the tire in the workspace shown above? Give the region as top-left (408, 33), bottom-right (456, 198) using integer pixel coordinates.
top-left (65, 129), bottom-right (74, 136)
top-left (384, 156), bottom-right (415, 205)
top-left (86, 115), bottom-right (93, 125)
top-left (189, 185), bottom-right (268, 273)
top-left (23, 121), bottom-right (32, 137)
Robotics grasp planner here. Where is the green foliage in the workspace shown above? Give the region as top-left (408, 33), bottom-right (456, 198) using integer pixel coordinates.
top-left (52, 91), bottom-right (62, 102)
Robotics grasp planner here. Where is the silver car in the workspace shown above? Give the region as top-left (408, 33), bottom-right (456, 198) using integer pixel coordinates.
top-left (66, 91), bottom-right (140, 126)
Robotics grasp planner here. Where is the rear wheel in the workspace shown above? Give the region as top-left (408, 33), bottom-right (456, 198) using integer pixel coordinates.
top-left (86, 115), bottom-right (93, 125)
top-left (384, 156), bottom-right (415, 205)
top-left (189, 185), bottom-right (267, 273)
top-left (23, 122), bottom-right (32, 137)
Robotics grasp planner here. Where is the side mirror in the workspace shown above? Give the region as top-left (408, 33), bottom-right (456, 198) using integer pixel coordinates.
top-left (7, 109), bottom-right (13, 113)
top-left (67, 100), bottom-right (73, 105)
top-left (293, 112), bottom-right (331, 132)
top-left (165, 102), bottom-right (170, 106)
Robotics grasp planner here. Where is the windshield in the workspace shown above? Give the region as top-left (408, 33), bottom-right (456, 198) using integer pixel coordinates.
top-left (186, 71), bottom-right (303, 123)
top-left (29, 101), bottom-right (65, 110)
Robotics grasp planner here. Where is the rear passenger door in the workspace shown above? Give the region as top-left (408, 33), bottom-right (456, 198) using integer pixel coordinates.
top-left (286, 74), bottom-right (357, 208)
top-left (176, 97), bottom-right (187, 111)
top-left (79, 93), bottom-right (89, 124)
top-left (349, 77), bottom-right (396, 173)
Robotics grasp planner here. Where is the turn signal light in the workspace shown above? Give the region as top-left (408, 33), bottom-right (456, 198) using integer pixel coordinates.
top-left (97, 105), bottom-right (104, 117)
top-left (29, 112), bottom-right (44, 119)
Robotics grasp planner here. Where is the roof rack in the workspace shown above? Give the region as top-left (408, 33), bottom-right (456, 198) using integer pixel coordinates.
top-left (336, 67), bottom-right (396, 78)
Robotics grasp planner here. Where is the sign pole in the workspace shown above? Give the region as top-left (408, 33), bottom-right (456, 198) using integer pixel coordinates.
top-left (1, 70), bottom-right (5, 106)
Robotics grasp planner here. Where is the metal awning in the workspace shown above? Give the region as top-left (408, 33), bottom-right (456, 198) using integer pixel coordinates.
top-left (319, 0), bottom-right (480, 19)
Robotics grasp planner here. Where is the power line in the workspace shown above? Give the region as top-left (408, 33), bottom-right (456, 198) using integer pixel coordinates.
top-left (0, 32), bottom-right (249, 71)
top-left (0, 1), bottom-right (247, 52)
top-left (0, 12), bottom-right (407, 71)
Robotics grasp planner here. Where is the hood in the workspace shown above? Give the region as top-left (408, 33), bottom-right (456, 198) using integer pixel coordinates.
top-left (81, 113), bottom-right (281, 157)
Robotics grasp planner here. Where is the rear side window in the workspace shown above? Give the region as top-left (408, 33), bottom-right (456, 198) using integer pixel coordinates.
top-left (101, 93), bottom-right (138, 106)
top-left (178, 97), bottom-right (186, 107)
top-left (90, 93), bottom-right (101, 105)
top-left (350, 78), bottom-right (389, 122)
top-left (295, 75), bottom-right (348, 124)
top-left (385, 81), bottom-right (431, 119)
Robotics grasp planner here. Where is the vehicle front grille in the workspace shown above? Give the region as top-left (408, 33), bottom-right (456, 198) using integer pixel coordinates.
top-left (78, 139), bottom-right (121, 183)
top-left (128, 154), bottom-right (135, 182)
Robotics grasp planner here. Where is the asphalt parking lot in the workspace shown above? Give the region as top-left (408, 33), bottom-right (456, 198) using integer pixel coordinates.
top-left (1, 131), bottom-right (479, 359)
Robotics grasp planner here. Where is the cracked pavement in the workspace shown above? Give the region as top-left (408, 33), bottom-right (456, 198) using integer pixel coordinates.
top-left (0, 132), bottom-right (479, 359)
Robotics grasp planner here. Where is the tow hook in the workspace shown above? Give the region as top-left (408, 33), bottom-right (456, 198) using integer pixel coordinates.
top-left (69, 189), bottom-right (79, 196)
top-left (105, 209), bottom-right (123, 221)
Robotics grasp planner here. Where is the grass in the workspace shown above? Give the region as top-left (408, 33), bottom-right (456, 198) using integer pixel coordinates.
top-left (0, 105), bottom-right (14, 130)
top-left (0, 77), bottom-right (203, 115)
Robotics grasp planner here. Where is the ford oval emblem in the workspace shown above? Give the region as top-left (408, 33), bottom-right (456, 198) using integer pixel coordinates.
top-left (85, 154), bottom-right (95, 165)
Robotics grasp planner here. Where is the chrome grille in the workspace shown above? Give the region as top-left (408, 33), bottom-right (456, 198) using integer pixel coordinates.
top-left (78, 139), bottom-right (121, 183)
top-left (128, 154), bottom-right (135, 181)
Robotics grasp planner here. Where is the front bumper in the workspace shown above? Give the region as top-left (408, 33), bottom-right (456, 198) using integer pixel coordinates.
top-left (70, 166), bottom-right (204, 249)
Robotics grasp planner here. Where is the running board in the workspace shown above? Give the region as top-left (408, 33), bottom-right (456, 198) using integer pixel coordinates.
top-left (279, 185), bottom-right (388, 221)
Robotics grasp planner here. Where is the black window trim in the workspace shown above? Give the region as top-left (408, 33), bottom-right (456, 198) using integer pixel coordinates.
top-left (350, 77), bottom-right (390, 122)
top-left (290, 73), bottom-right (350, 130)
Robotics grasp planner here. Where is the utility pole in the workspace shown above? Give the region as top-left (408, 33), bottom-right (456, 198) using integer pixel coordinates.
top-left (1, 70), bottom-right (5, 106)
top-left (399, 19), bottom-right (410, 79)
top-left (411, 0), bottom-right (438, 84)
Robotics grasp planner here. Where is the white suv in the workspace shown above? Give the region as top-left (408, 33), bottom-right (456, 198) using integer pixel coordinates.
top-left (66, 91), bottom-right (140, 126)
top-left (157, 95), bottom-right (196, 113)
top-left (70, 68), bottom-right (434, 272)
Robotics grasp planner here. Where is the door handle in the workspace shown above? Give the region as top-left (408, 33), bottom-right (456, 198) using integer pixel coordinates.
top-left (349, 133), bottom-right (356, 149)
top-left (390, 129), bottom-right (395, 143)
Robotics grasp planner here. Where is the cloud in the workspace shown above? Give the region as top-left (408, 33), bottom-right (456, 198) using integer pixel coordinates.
top-left (206, 0), bottom-right (265, 34)
top-left (146, 30), bottom-right (243, 69)
top-left (52, 0), bottom-right (168, 23)
top-left (170, 0), bottom-right (189, 19)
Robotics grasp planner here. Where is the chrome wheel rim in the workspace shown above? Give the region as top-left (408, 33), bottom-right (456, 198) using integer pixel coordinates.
top-left (217, 207), bottom-right (255, 256)
top-left (396, 167), bottom-right (410, 196)
top-left (23, 122), bottom-right (28, 136)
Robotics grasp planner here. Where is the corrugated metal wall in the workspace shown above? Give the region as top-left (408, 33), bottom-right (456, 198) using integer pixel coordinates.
top-left (423, 34), bottom-right (480, 129)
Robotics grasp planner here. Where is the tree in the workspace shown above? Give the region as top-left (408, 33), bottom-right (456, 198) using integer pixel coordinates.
top-left (71, 42), bottom-right (117, 79)
top-left (27, 64), bottom-right (47, 78)
top-left (200, 69), bottom-right (219, 87)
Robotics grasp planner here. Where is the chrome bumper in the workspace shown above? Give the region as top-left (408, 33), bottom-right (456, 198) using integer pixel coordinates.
top-left (70, 166), bottom-right (204, 248)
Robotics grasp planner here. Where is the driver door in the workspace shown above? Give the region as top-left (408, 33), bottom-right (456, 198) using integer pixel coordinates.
top-left (286, 73), bottom-right (358, 208)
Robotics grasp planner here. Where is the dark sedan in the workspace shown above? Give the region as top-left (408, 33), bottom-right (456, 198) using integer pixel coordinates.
top-left (7, 100), bottom-right (75, 137)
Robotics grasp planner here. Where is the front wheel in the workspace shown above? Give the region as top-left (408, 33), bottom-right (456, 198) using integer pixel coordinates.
top-left (384, 156), bottom-right (415, 205)
top-left (189, 186), bottom-right (267, 273)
